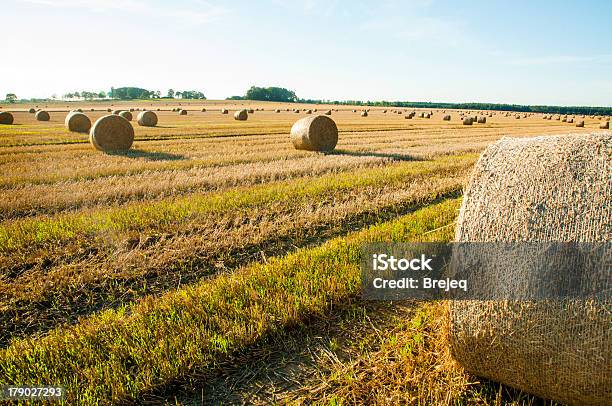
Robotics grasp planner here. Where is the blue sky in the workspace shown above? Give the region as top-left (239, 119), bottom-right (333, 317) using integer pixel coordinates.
top-left (2, 0), bottom-right (611, 105)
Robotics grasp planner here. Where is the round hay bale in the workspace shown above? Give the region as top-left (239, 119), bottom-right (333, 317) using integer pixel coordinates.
top-left (562, 117), bottom-right (567, 122)
top-left (294, 109), bottom-right (300, 113)
top-left (129, 108), bottom-right (134, 112)
top-left (424, 113), bottom-right (430, 118)
top-left (449, 133), bottom-right (611, 406)
top-left (567, 118), bottom-right (574, 123)
top-left (324, 110), bottom-right (332, 115)
top-left (0, 111), bottom-right (14, 125)
top-left (575, 120), bottom-right (584, 127)
top-left (599, 121), bottom-right (609, 129)
top-left (119, 111), bottom-right (133, 121)
top-left (443, 114), bottom-right (451, 121)
top-left (352, 109), bottom-right (357, 113)
top-left (361, 111), bottom-right (368, 117)
top-left (221, 109), bottom-right (228, 114)
top-left (28, 108), bottom-right (36, 113)
top-left (477, 116), bottom-right (486, 124)
top-left (76, 108), bottom-right (83, 113)
top-left (64, 112), bottom-right (91, 133)
top-left (404, 114), bottom-right (412, 119)
top-left (35, 110), bottom-right (50, 121)
top-left (305, 109), bottom-right (312, 114)
top-left (290, 115), bottom-right (338, 152)
top-left (179, 109), bottom-right (187, 115)
top-left (275, 109), bottom-right (281, 113)
top-left (107, 108), bottom-right (112, 112)
top-left (89, 114), bottom-right (134, 152)
top-left (383, 110), bottom-right (387, 113)
top-left (247, 108), bottom-right (254, 114)
top-left (201, 108), bottom-right (206, 112)
top-left (462, 117), bottom-right (473, 125)
top-left (313, 109), bottom-right (318, 112)
top-left (234, 109), bottom-right (248, 121)
top-left (137, 111), bottom-right (158, 127)
top-left (90, 108), bottom-right (95, 111)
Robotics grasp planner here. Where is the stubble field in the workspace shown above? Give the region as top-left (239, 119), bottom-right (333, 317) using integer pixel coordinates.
top-left (0, 100), bottom-right (600, 404)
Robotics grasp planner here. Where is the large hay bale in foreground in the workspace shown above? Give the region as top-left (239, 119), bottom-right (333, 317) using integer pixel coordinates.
top-left (65, 112), bottom-right (91, 133)
top-left (35, 110), bottom-right (50, 121)
top-left (234, 109), bottom-right (248, 121)
top-left (119, 111), bottom-right (133, 121)
top-left (137, 110), bottom-right (158, 127)
top-left (89, 114), bottom-right (134, 152)
top-left (0, 111), bottom-right (14, 125)
top-left (290, 115), bottom-right (338, 152)
top-left (449, 134), bottom-right (611, 406)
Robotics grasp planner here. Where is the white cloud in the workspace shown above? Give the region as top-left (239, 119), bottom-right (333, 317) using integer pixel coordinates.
top-left (508, 54), bottom-right (612, 66)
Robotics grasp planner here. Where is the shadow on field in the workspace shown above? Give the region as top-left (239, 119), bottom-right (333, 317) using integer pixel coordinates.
top-left (326, 149), bottom-right (425, 161)
top-left (107, 149), bottom-right (187, 161)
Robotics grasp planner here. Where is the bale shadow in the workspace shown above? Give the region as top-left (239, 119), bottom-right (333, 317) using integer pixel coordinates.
top-left (325, 149), bottom-right (426, 161)
top-left (106, 149), bottom-right (187, 161)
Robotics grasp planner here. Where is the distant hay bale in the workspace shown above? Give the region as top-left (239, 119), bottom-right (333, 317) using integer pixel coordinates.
top-left (576, 120), bottom-right (584, 127)
top-left (290, 115), bottom-right (338, 152)
top-left (119, 111), bottom-right (133, 121)
top-left (179, 109), bottom-right (187, 115)
top-left (90, 108), bottom-right (94, 111)
top-left (325, 110), bottom-right (332, 115)
top-left (112, 110), bottom-right (122, 115)
top-left (600, 121), bottom-right (609, 129)
top-left (201, 108), bottom-right (206, 112)
top-left (35, 110), bottom-right (50, 121)
top-left (313, 109), bottom-right (318, 112)
top-left (424, 113), bottom-right (430, 118)
top-left (137, 111), bottom-right (158, 127)
top-left (361, 111), bottom-right (368, 117)
top-left (221, 109), bottom-right (229, 114)
top-left (462, 117), bottom-right (473, 125)
top-left (107, 108), bottom-right (112, 112)
top-left (234, 109), bottom-right (248, 121)
top-left (477, 116), bottom-right (486, 123)
top-left (247, 108), bottom-right (254, 114)
top-left (352, 109), bottom-right (357, 113)
top-left (404, 114), bottom-right (412, 119)
top-left (383, 110), bottom-right (387, 113)
top-left (567, 118), bottom-right (574, 123)
top-left (28, 108), bottom-right (36, 113)
top-left (275, 109), bottom-right (281, 113)
top-left (0, 111), bottom-right (14, 125)
top-left (129, 108), bottom-right (134, 112)
top-left (89, 114), bottom-right (134, 152)
top-left (64, 112), bottom-right (91, 133)
top-left (443, 115), bottom-right (451, 121)
top-left (449, 133), bottom-right (611, 406)
top-left (562, 117), bottom-right (567, 122)
top-left (306, 109), bottom-right (312, 114)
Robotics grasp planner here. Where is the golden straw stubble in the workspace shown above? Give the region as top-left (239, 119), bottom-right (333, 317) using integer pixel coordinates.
top-left (89, 114), bottom-right (134, 152)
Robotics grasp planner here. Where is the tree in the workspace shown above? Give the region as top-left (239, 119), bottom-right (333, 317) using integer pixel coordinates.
top-left (244, 86), bottom-right (297, 102)
top-left (98, 91), bottom-right (107, 99)
top-left (167, 89), bottom-right (175, 98)
top-left (5, 93), bottom-right (17, 103)
top-left (176, 91), bottom-right (182, 99)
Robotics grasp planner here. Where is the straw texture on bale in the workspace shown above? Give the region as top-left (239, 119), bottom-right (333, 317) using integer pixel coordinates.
top-left (0, 112), bottom-right (14, 125)
top-left (449, 133), bottom-right (611, 406)
top-left (234, 109), bottom-right (248, 121)
top-left (64, 112), bottom-right (91, 133)
top-left (290, 115), bottom-right (338, 152)
top-left (137, 111), bottom-right (158, 127)
top-left (35, 110), bottom-right (50, 121)
top-left (89, 114), bottom-right (134, 152)
top-left (119, 111), bottom-right (133, 121)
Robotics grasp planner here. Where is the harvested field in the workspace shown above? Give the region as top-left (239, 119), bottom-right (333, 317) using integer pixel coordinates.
top-left (0, 100), bottom-right (605, 405)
